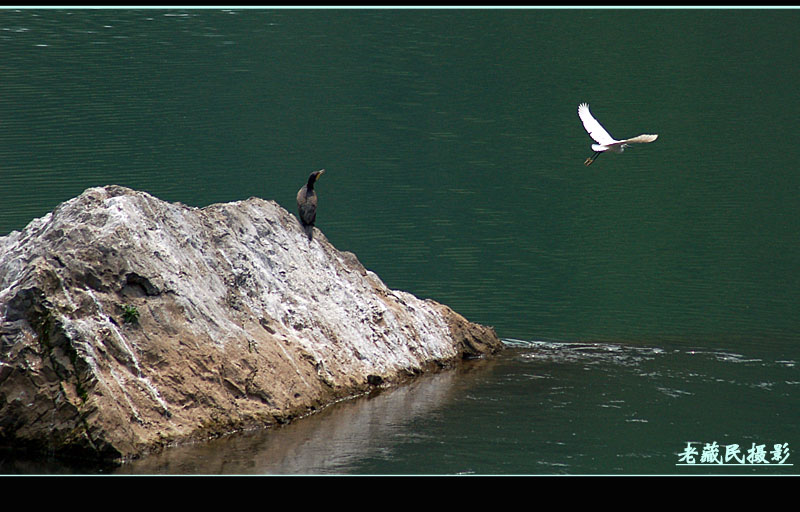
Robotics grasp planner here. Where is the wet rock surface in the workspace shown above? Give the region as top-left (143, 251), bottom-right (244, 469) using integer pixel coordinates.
top-left (0, 185), bottom-right (502, 462)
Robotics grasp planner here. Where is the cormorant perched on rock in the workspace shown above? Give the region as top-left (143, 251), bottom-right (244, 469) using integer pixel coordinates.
top-left (296, 169), bottom-right (325, 240)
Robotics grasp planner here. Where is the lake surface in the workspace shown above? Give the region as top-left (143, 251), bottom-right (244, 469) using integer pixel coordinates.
top-left (0, 7), bottom-right (798, 475)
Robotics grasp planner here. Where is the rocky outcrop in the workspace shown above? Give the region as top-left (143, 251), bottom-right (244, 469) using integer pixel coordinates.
top-left (0, 186), bottom-right (502, 461)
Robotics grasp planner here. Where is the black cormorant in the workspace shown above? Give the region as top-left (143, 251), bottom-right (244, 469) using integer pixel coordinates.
top-left (296, 169), bottom-right (325, 240)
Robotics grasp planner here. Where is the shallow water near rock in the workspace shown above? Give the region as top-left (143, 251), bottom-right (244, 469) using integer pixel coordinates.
top-left (4, 338), bottom-right (796, 475)
top-left (113, 339), bottom-right (796, 475)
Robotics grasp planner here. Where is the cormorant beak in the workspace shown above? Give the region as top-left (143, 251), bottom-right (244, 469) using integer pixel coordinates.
top-left (316, 169), bottom-right (325, 179)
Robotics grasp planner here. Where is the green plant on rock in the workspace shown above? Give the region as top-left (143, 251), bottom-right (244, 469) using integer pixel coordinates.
top-left (121, 304), bottom-right (140, 324)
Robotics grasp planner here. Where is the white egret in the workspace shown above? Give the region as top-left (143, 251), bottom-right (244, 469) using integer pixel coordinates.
top-left (578, 103), bottom-right (658, 166)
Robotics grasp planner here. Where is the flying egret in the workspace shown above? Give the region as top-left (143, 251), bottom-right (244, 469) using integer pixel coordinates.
top-left (578, 103), bottom-right (658, 166)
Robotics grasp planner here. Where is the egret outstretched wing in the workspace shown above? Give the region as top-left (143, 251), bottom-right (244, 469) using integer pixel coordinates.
top-left (618, 134), bottom-right (658, 145)
top-left (578, 102), bottom-right (615, 146)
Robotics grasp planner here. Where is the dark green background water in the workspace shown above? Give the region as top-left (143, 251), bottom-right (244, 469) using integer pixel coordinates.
top-left (1, 8), bottom-right (797, 475)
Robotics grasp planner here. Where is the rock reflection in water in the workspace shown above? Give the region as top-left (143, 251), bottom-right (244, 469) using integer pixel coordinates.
top-left (115, 358), bottom-right (498, 475)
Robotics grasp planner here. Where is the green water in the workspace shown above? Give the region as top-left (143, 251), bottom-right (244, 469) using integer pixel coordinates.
top-left (1, 8), bottom-right (798, 475)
